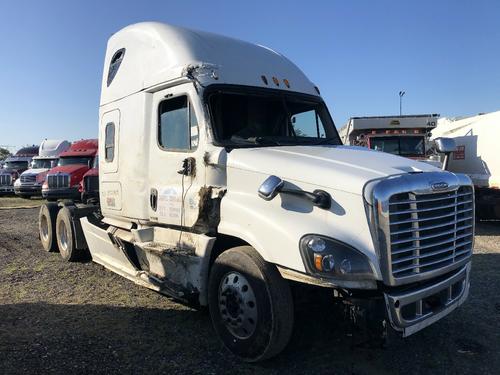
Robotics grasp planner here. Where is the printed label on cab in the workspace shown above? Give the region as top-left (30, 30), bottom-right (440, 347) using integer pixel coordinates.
top-left (157, 187), bottom-right (182, 220)
top-left (453, 145), bottom-right (465, 160)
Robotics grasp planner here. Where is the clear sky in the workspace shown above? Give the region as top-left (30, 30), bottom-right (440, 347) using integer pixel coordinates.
top-left (0, 0), bottom-right (498, 150)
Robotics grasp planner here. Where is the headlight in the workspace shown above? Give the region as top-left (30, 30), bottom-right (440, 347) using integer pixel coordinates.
top-left (300, 234), bottom-right (374, 281)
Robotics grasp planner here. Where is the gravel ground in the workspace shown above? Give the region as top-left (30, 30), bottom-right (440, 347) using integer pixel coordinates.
top-left (0, 205), bottom-right (499, 374)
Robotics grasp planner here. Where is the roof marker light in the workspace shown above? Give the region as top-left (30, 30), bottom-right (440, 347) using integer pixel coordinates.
top-left (261, 75), bottom-right (268, 85)
top-left (283, 79), bottom-right (290, 88)
top-left (272, 77), bottom-right (280, 86)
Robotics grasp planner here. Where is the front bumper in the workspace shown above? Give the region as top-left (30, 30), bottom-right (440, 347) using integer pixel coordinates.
top-left (384, 263), bottom-right (470, 337)
top-left (0, 185), bottom-right (15, 193)
top-left (14, 184), bottom-right (42, 196)
top-left (42, 187), bottom-right (80, 200)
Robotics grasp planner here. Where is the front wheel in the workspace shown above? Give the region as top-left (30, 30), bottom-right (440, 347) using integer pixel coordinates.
top-left (208, 246), bottom-right (294, 362)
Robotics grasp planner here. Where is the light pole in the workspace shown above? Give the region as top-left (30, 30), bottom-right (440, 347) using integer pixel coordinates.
top-left (399, 91), bottom-right (405, 116)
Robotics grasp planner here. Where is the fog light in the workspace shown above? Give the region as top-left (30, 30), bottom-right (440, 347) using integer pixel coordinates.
top-left (307, 237), bottom-right (326, 252)
top-left (340, 259), bottom-right (352, 274)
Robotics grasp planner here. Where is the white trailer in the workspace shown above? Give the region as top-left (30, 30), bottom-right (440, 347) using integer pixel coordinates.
top-left (38, 22), bottom-right (474, 361)
top-left (433, 111), bottom-right (500, 218)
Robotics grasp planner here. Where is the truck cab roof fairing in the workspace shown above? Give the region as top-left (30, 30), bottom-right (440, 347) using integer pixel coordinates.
top-left (100, 22), bottom-right (319, 105)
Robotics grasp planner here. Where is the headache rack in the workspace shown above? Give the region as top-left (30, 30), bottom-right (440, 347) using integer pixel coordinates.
top-left (370, 172), bottom-right (475, 286)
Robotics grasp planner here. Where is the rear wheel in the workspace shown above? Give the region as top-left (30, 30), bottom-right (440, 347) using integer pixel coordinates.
top-left (56, 207), bottom-right (84, 262)
top-left (208, 246), bottom-right (294, 362)
top-left (39, 203), bottom-right (60, 252)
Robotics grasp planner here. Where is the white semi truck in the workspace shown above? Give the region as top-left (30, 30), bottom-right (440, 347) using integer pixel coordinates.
top-left (14, 139), bottom-right (71, 198)
top-left (38, 22), bottom-right (475, 361)
top-left (433, 111), bottom-right (500, 218)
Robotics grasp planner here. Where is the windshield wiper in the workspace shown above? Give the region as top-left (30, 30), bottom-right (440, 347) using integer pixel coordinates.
top-left (228, 136), bottom-right (282, 146)
top-left (311, 137), bottom-right (339, 145)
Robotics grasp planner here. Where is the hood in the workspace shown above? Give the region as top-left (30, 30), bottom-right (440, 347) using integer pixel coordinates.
top-left (227, 145), bottom-right (439, 194)
top-left (20, 168), bottom-right (49, 176)
top-left (83, 167), bottom-right (99, 177)
top-left (47, 164), bottom-right (90, 176)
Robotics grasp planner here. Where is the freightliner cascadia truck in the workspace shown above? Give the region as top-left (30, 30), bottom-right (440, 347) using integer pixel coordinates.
top-left (41, 139), bottom-right (98, 201)
top-left (14, 139), bottom-right (71, 198)
top-left (0, 146), bottom-right (39, 194)
top-left (38, 22), bottom-right (475, 362)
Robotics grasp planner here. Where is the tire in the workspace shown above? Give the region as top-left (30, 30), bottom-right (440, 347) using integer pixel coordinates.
top-left (39, 203), bottom-right (60, 252)
top-left (208, 246), bottom-right (294, 362)
top-left (56, 207), bottom-right (83, 262)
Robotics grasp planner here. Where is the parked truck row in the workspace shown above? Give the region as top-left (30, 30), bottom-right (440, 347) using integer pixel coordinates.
top-left (35, 22), bottom-right (475, 362)
top-left (0, 139), bottom-right (99, 202)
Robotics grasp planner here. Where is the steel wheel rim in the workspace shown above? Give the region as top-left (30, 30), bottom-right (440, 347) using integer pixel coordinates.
top-left (58, 221), bottom-right (68, 253)
top-left (218, 271), bottom-right (258, 339)
top-left (40, 215), bottom-right (49, 242)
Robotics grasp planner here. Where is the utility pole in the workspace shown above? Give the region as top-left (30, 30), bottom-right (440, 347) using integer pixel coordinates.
top-left (399, 91), bottom-right (405, 116)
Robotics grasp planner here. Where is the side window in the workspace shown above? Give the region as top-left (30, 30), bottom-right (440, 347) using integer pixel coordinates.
top-left (291, 110), bottom-right (325, 138)
top-left (107, 48), bottom-right (125, 87)
top-left (158, 95), bottom-right (198, 151)
top-left (105, 123), bottom-right (115, 162)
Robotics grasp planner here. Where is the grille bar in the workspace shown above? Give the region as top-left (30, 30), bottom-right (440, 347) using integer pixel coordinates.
top-left (390, 199), bottom-right (473, 216)
top-left (389, 191), bottom-right (472, 205)
top-left (390, 209), bottom-right (472, 226)
top-left (391, 224), bottom-right (473, 245)
top-left (391, 216), bottom-right (472, 235)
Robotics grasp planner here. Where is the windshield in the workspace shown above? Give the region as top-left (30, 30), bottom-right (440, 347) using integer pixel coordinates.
top-left (58, 156), bottom-right (92, 167)
top-left (207, 88), bottom-right (341, 147)
top-left (369, 136), bottom-right (425, 156)
top-left (3, 161), bottom-right (28, 170)
top-left (31, 158), bottom-right (57, 169)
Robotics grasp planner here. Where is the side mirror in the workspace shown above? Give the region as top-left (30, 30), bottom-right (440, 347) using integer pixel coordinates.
top-left (434, 137), bottom-right (456, 171)
top-left (258, 175), bottom-right (284, 201)
top-left (434, 137), bottom-right (456, 154)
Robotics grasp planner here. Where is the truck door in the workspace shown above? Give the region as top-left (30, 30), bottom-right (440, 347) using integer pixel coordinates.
top-left (148, 84), bottom-right (204, 227)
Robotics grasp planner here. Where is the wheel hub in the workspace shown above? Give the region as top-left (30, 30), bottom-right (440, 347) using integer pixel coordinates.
top-left (218, 271), bottom-right (258, 339)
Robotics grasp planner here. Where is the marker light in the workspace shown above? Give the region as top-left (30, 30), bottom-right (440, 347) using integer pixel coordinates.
top-left (272, 77), bottom-right (280, 86)
top-left (283, 79), bottom-right (290, 88)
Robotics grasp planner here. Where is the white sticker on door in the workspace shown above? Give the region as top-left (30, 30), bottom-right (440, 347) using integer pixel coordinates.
top-left (157, 187), bottom-right (182, 220)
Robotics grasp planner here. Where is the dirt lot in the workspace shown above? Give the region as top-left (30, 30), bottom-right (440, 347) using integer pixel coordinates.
top-left (0, 202), bottom-right (499, 374)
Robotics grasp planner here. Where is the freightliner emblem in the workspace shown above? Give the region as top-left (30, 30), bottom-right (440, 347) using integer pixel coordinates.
top-left (431, 182), bottom-right (449, 191)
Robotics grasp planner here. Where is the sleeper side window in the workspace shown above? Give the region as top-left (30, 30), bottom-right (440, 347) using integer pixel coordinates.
top-left (158, 95), bottom-right (198, 151)
top-left (105, 123), bottom-right (115, 162)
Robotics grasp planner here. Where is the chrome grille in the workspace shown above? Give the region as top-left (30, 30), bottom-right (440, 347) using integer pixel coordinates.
top-left (20, 174), bottom-right (36, 183)
top-left (47, 174), bottom-right (70, 188)
top-left (388, 186), bottom-right (474, 278)
top-left (0, 174), bottom-right (12, 186)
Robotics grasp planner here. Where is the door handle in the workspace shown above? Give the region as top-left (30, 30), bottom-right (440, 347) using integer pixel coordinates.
top-left (150, 188), bottom-right (158, 211)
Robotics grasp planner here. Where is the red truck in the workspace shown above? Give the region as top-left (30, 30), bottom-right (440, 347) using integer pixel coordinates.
top-left (42, 139), bottom-right (98, 201)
